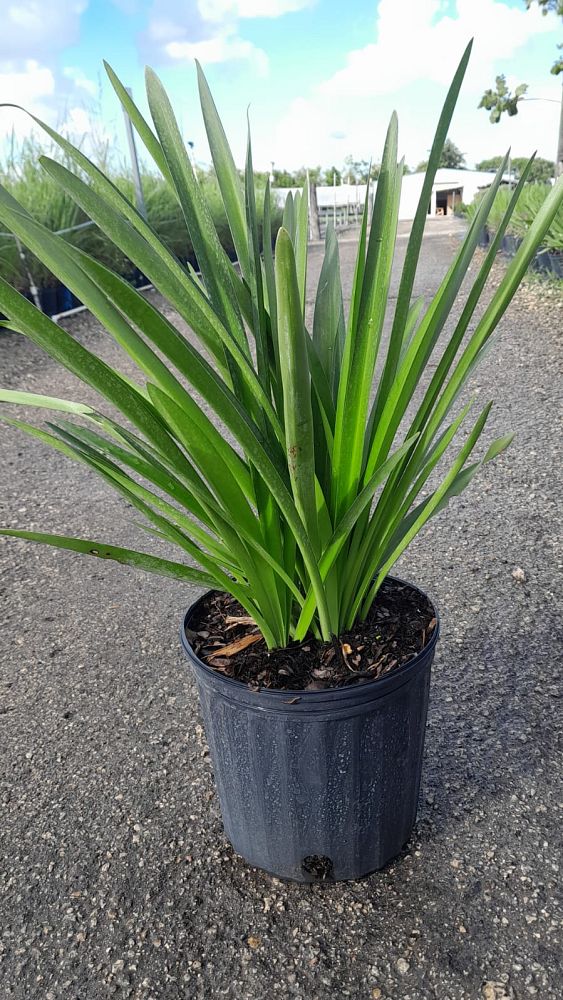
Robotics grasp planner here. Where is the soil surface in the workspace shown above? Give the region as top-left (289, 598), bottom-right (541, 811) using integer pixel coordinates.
top-left (187, 578), bottom-right (437, 690)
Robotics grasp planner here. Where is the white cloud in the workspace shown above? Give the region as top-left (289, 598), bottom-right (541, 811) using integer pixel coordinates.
top-left (0, 59), bottom-right (54, 105)
top-left (260, 0), bottom-right (561, 172)
top-left (319, 0), bottom-right (555, 98)
top-left (0, 0), bottom-right (88, 62)
top-left (0, 60), bottom-right (55, 138)
top-left (0, 2), bottom-right (101, 145)
top-left (142, 0), bottom-right (311, 70)
top-left (61, 105), bottom-right (95, 134)
top-left (198, 0), bottom-right (314, 19)
top-left (63, 66), bottom-right (98, 97)
top-left (59, 104), bottom-right (113, 148)
top-left (166, 35), bottom-right (269, 75)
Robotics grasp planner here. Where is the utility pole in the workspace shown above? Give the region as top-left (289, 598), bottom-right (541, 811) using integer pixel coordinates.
top-left (333, 171), bottom-right (337, 228)
top-left (557, 81), bottom-right (563, 176)
top-left (309, 177), bottom-right (321, 240)
top-left (187, 140), bottom-right (197, 178)
top-left (123, 87), bottom-right (147, 219)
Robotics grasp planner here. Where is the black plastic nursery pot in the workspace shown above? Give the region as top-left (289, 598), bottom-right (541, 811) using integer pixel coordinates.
top-left (532, 247), bottom-right (552, 274)
top-left (547, 250), bottom-right (563, 279)
top-left (180, 578), bottom-right (440, 883)
top-left (477, 226), bottom-right (490, 248)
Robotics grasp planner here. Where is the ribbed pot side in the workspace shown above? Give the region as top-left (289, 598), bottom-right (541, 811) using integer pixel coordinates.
top-left (180, 580), bottom-right (439, 883)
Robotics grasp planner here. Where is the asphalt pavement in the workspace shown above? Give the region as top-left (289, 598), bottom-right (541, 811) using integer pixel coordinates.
top-left (1, 217), bottom-right (562, 999)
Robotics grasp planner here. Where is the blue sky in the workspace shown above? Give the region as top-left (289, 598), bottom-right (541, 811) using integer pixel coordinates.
top-left (0, 0), bottom-right (560, 172)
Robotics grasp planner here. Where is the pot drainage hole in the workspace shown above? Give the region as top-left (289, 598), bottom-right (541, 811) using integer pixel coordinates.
top-left (301, 855), bottom-right (333, 879)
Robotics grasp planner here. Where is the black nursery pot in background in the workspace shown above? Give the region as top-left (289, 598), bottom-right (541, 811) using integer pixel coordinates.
top-left (180, 579), bottom-right (440, 883)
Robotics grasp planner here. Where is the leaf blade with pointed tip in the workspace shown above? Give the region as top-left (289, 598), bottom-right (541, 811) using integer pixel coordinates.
top-left (275, 226), bottom-right (319, 555)
top-left (0, 529), bottom-right (218, 587)
top-left (196, 60), bottom-right (250, 278)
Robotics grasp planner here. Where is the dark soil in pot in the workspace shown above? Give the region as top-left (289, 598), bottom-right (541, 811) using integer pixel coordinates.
top-left (186, 577), bottom-right (436, 691)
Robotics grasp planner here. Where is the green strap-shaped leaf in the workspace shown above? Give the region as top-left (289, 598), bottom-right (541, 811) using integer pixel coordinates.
top-left (345, 402), bottom-right (474, 614)
top-left (282, 192), bottom-right (295, 239)
top-left (380, 155), bottom-right (535, 510)
top-left (242, 134), bottom-right (288, 620)
top-left (388, 40), bottom-right (472, 348)
top-left (48, 417), bottom-right (226, 547)
top-left (262, 179), bottom-right (283, 417)
top-left (295, 178), bottom-right (309, 315)
top-left (275, 227), bottom-right (320, 557)
top-left (35, 156), bottom-right (231, 374)
top-left (483, 433), bottom-right (514, 463)
top-left (145, 67), bottom-right (249, 359)
top-left (0, 529), bottom-right (218, 587)
top-left (313, 223), bottom-right (345, 400)
top-left (423, 170), bottom-right (563, 445)
top-left (244, 125), bottom-right (271, 394)
top-left (42, 427), bottom-right (278, 637)
top-left (411, 157), bottom-right (535, 438)
top-left (0, 186), bottom-right (204, 413)
top-left (147, 384), bottom-right (258, 536)
top-left (26, 417), bottom-right (232, 567)
top-left (293, 435), bottom-right (419, 640)
top-left (0, 389), bottom-right (93, 415)
top-left (332, 117), bottom-right (401, 520)
top-left (377, 428), bottom-right (514, 584)
top-left (361, 153), bottom-right (511, 532)
top-left (262, 179), bottom-right (279, 350)
top-left (0, 109), bottom-right (248, 396)
top-left (43, 416), bottom-right (302, 616)
top-left (103, 61), bottom-right (174, 187)
top-left (36, 155), bottom-right (283, 455)
top-left (72, 246), bottom-right (283, 448)
top-left (363, 152), bottom-right (511, 484)
top-left (0, 276), bottom-right (187, 473)
top-left (353, 401), bottom-right (493, 623)
top-left (196, 60), bottom-right (250, 278)
top-left (346, 177), bottom-right (370, 349)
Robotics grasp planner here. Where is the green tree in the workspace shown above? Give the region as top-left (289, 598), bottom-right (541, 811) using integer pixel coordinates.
top-left (479, 1), bottom-right (563, 175)
top-left (342, 156), bottom-right (381, 182)
top-left (512, 155), bottom-right (555, 182)
top-left (322, 165), bottom-right (343, 185)
top-left (272, 168), bottom-right (296, 187)
top-left (475, 156), bottom-right (505, 172)
top-left (476, 154), bottom-right (554, 182)
top-left (440, 138), bottom-right (466, 168)
top-left (272, 166), bottom-right (323, 188)
top-left (415, 137), bottom-right (465, 173)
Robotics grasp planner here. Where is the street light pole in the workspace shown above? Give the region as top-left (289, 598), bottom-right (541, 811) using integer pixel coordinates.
top-left (123, 87), bottom-right (147, 219)
top-left (557, 82), bottom-right (563, 176)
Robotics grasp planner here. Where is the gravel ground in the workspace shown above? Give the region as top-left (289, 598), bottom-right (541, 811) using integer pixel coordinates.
top-left (1, 218), bottom-right (562, 1000)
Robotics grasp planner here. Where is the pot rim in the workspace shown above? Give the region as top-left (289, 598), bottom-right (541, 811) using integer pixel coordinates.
top-left (180, 575), bottom-right (440, 705)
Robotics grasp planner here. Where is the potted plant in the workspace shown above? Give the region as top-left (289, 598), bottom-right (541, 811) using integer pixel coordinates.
top-left (1, 42), bottom-right (562, 882)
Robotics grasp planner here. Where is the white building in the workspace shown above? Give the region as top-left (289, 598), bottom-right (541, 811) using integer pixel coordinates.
top-left (398, 168), bottom-right (511, 219)
top-left (274, 169), bottom-right (510, 225)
